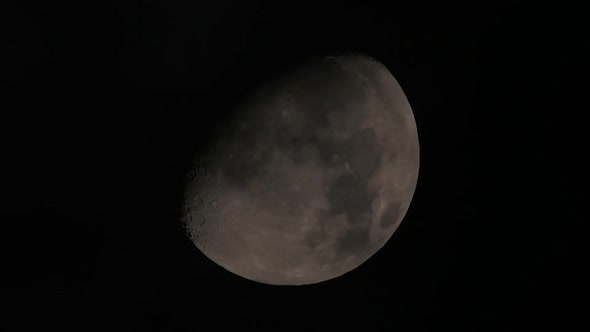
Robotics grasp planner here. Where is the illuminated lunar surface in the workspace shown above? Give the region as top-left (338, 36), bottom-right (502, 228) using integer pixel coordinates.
top-left (183, 55), bottom-right (419, 285)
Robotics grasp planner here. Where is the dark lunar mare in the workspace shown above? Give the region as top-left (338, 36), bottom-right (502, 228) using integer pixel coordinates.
top-left (336, 226), bottom-right (372, 257)
top-left (321, 127), bottom-right (384, 258)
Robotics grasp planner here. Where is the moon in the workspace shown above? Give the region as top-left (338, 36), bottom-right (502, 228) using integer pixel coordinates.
top-left (183, 54), bottom-right (419, 285)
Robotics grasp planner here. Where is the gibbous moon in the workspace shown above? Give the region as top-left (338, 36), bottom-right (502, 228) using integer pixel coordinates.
top-left (183, 54), bottom-right (419, 285)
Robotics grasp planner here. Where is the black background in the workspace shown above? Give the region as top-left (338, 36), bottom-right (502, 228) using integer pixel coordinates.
top-left (1, 1), bottom-right (585, 330)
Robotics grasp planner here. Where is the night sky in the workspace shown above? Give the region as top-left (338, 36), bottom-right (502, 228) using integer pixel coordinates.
top-left (1, 1), bottom-right (584, 330)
